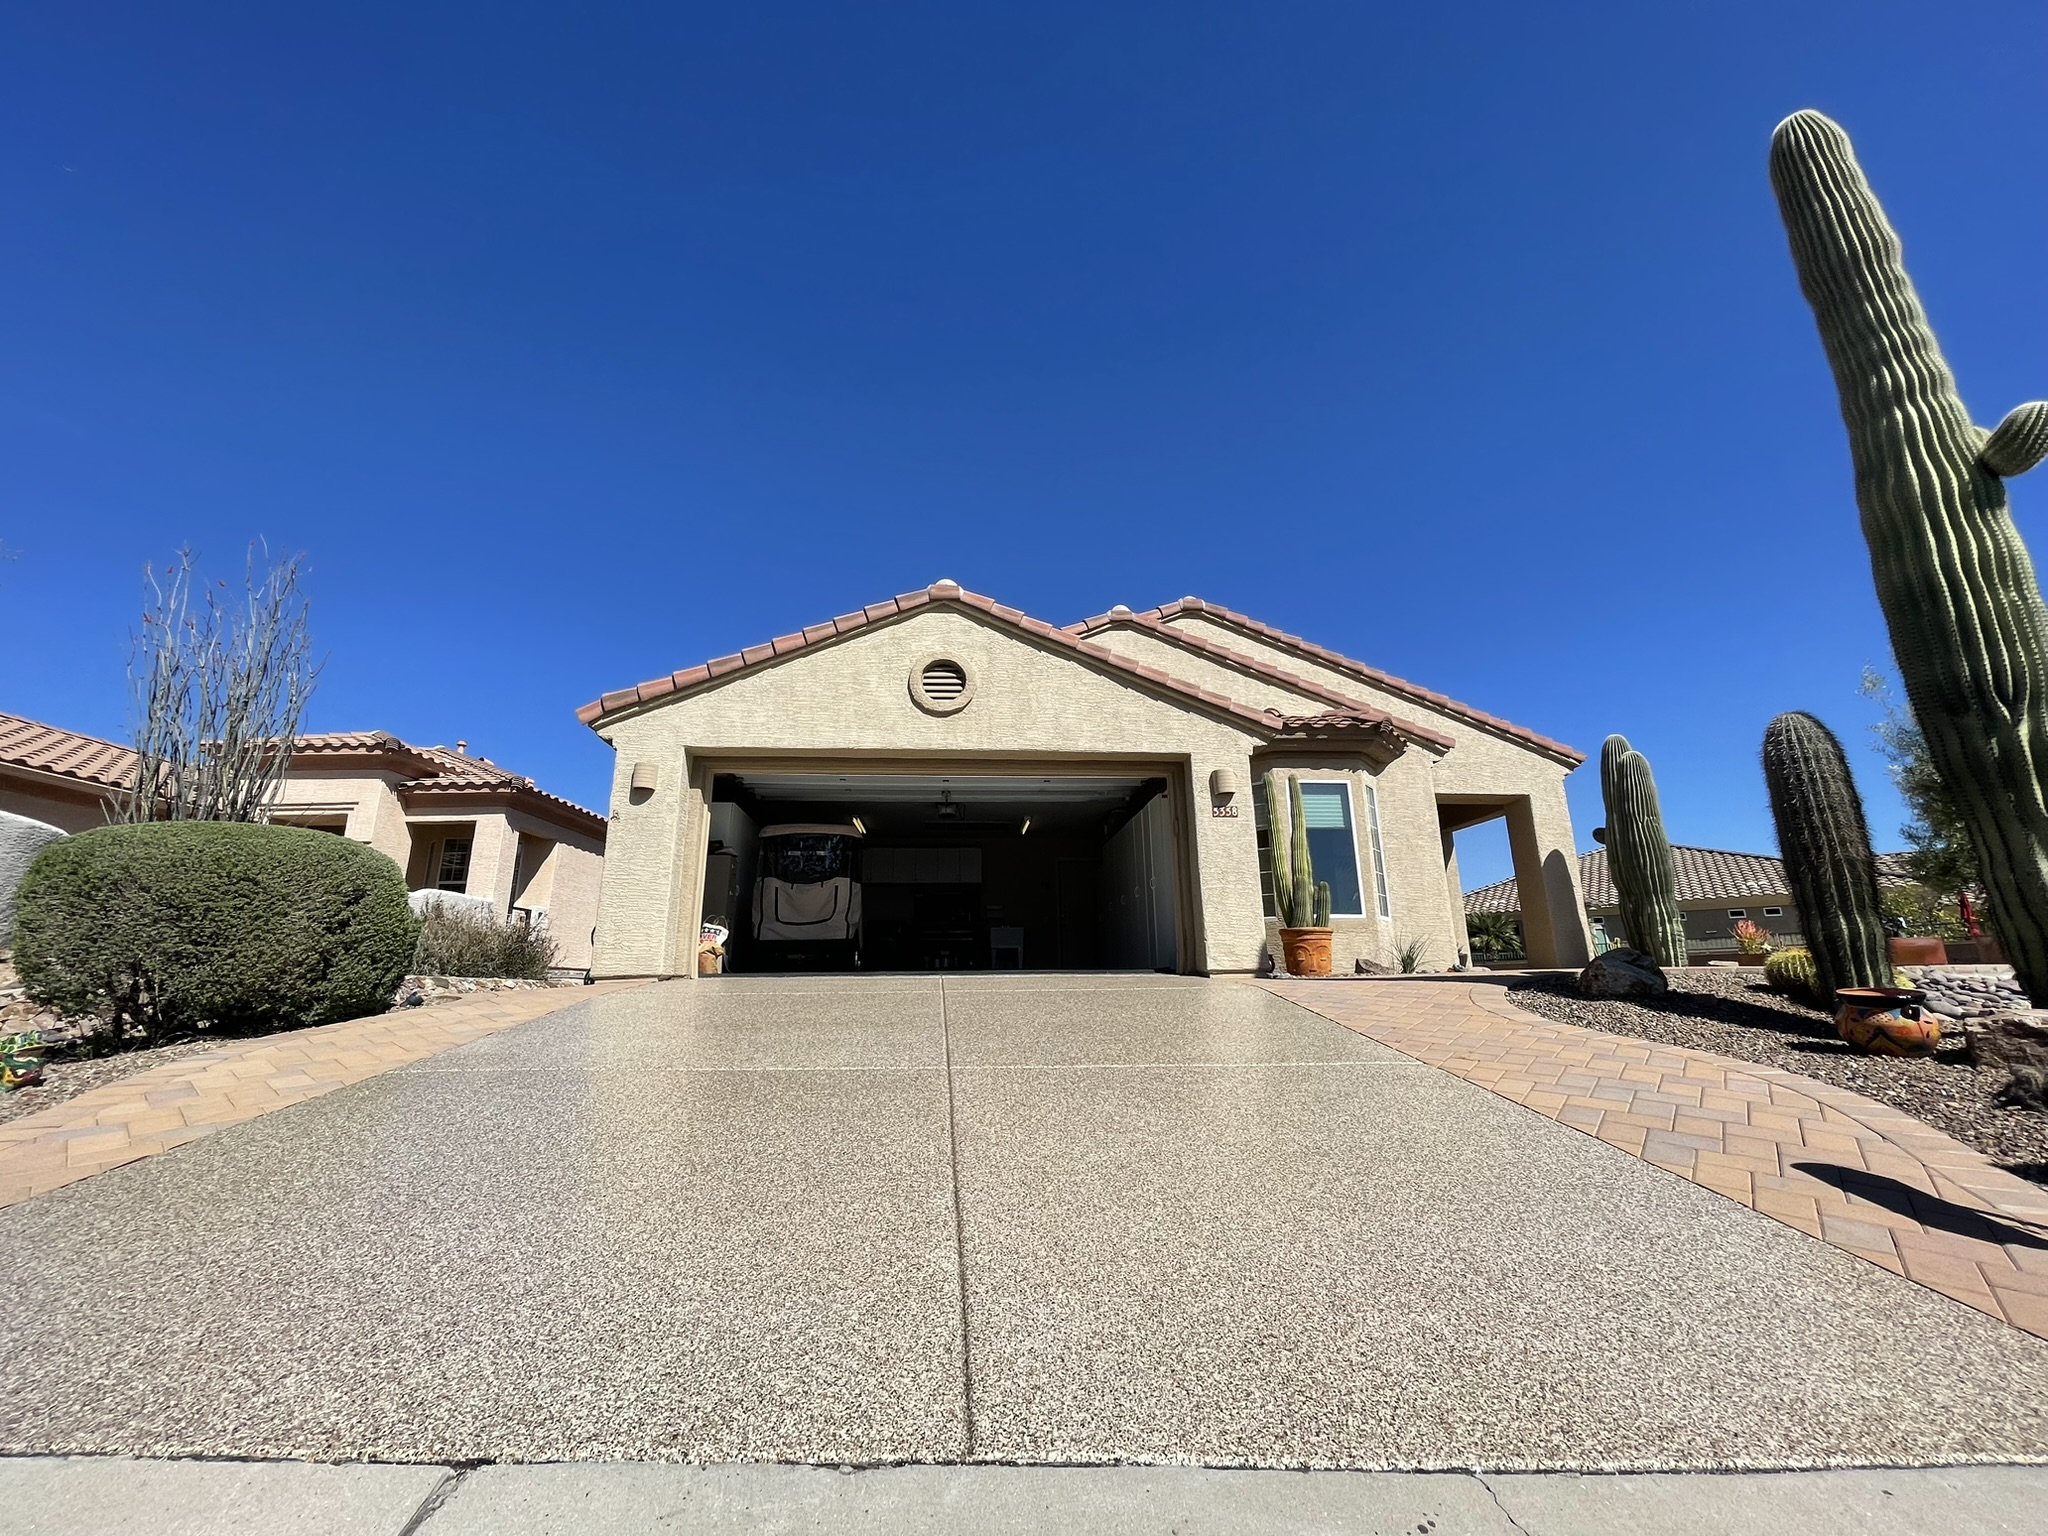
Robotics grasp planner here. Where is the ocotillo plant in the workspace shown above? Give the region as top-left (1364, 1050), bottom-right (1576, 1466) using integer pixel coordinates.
top-left (1600, 735), bottom-right (1687, 968)
top-left (1762, 712), bottom-right (1892, 1007)
top-left (1265, 771), bottom-right (1332, 929)
top-left (1771, 111), bottom-right (2048, 1002)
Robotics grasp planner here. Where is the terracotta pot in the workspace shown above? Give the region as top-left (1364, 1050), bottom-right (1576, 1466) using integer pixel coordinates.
top-left (1834, 986), bottom-right (1941, 1057)
top-left (1279, 927), bottom-right (1334, 977)
top-left (1888, 936), bottom-right (1948, 967)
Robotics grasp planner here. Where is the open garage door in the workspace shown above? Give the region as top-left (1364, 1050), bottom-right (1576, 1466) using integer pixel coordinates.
top-left (702, 771), bottom-right (1184, 974)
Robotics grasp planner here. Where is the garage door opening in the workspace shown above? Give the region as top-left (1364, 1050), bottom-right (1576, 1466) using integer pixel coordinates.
top-left (702, 772), bottom-right (1180, 974)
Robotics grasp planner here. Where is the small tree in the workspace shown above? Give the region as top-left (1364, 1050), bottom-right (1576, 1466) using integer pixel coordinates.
top-left (1859, 669), bottom-right (1978, 905)
top-left (117, 546), bottom-right (319, 823)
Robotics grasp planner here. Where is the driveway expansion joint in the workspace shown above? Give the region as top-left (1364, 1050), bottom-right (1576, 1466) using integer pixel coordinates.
top-left (938, 975), bottom-right (978, 1461)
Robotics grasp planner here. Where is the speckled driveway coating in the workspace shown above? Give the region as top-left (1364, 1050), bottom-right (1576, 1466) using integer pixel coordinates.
top-left (2, 975), bottom-right (2045, 1469)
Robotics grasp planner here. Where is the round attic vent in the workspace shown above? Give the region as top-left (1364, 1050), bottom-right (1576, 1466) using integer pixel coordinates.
top-left (910, 655), bottom-right (976, 715)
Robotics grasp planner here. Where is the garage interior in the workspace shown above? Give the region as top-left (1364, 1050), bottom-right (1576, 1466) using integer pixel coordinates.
top-left (702, 772), bottom-right (1181, 973)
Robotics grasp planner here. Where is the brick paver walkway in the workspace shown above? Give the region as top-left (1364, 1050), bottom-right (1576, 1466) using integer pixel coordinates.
top-left (1267, 977), bottom-right (2048, 1339)
top-left (0, 983), bottom-right (640, 1209)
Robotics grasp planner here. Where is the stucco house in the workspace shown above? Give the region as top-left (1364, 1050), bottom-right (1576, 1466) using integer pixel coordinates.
top-left (578, 581), bottom-right (1591, 979)
top-left (270, 733), bottom-right (607, 971)
top-left (0, 713), bottom-right (606, 970)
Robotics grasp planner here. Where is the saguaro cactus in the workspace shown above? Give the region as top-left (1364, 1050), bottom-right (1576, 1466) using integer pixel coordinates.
top-left (1600, 735), bottom-right (1688, 968)
top-left (1771, 111), bottom-right (2048, 1002)
top-left (1265, 771), bottom-right (1332, 929)
top-left (1762, 712), bottom-right (1892, 1007)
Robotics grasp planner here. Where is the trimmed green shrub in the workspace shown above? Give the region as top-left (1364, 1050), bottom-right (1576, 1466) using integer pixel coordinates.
top-left (13, 822), bottom-right (417, 1044)
top-left (413, 903), bottom-right (558, 980)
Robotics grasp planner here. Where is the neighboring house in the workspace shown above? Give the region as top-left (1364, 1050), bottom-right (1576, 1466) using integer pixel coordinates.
top-left (271, 734), bottom-right (607, 971)
top-left (0, 712), bottom-right (607, 971)
top-left (1463, 844), bottom-right (1918, 960)
top-left (0, 712), bottom-right (137, 833)
top-left (577, 581), bottom-right (1592, 979)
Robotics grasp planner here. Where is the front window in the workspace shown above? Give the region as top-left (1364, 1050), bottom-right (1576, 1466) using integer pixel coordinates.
top-left (435, 838), bottom-right (472, 893)
top-left (1297, 782), bottom-right (1365, 917)
top-left (1254, 777), bottom-right (1367, 917)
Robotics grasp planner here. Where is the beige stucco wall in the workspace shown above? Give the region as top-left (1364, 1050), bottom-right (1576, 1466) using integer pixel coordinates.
top-left (272, 769), bottom-right (605, 969)
top-left (1160, 613), bottom-right (1590, 966)
top-left (270, 770), bottom-right (413, 869)
top-left (0, 774), bottom-right (111, 835)
top-left (590, 607), bottom-right (1273, 978)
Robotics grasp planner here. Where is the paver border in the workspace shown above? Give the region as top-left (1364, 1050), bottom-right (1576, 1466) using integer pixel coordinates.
top-left (0, 982), bottom-right (645, 1209)
top-left (1263, 977), bottom-right (2048, 1339)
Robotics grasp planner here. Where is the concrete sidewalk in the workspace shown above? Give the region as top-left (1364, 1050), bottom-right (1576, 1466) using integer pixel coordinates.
top-left (5, 1457), bottom-right (2044, 1535)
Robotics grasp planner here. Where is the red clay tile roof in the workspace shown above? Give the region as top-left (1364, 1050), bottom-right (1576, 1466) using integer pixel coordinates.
top-left (296, 733), bottom-right (605, 835)
top-left (0, 716), bottom-right (602, 836)
top-left (1085, 611), bottom-right (1455, 753)
top-left (576, 581), bottom-right (1418, 750)
top-left (1069, 597), bottom-right (1583, 767)
top-left (0, 712), bottom-right (137, 792)
top-left (1464, 845), bottom-right (1918, 915)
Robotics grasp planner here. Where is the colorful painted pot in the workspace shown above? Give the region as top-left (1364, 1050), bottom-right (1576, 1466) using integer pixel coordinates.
top-left (1834, 986), bottom-right (1940, 1057)
top-left (1279, 927), bottom-right (1334, 977)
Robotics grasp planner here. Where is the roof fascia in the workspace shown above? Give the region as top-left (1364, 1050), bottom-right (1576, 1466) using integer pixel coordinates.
top-left (578, 582), bottom-right (1282, 743)
top-left (1078, 598), bottom-right (1584, 768)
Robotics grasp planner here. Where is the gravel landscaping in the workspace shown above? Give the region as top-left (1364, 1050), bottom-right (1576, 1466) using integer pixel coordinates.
top-left (0, 1038), bottom-right (223, 1128)
top-left (1503, 968), bottom-right (2048, 1182)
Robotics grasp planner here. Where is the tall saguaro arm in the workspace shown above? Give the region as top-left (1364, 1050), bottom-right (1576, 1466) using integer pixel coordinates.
top-left (1769, 109), bottom-right (2048, 1003)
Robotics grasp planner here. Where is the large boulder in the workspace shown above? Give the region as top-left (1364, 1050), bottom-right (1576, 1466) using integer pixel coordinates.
top-left (0, 811), bottom-right (67, 955)
top-left (1966, 1010), bottom-right (2048, 1077)
top-left (408, 888), bottom-right (496, 921)
top-left (1578, 947), bottom-right (1669, 1000)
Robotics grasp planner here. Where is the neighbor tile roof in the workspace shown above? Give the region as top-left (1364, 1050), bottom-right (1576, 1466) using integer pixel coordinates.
top-left (1464, 845), bottom-right (1919, 915)
top-left (0, 711), bottom-right (137, 792)
top-left (295, 733), bottom-right (606, 834)
top-left (575, 580), bottom-right (1425, 749)
top-left (1070, 597), bottom-right (1583, 767)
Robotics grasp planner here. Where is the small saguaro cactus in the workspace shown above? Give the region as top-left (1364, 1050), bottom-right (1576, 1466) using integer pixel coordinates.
top-left (1599, 735), bottom-right (1688, 969)
top-left (1265, 771), bottom-right (1332, 929)
top-left (1771, 111), bottom-right (2048, 1003)
top-left (1762, 711), bottom-right (1892, 1007)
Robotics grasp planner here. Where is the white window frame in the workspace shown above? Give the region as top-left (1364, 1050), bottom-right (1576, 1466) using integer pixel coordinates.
top-left (1360, 780), bottom-right (1392, 920)
top-left (1289, 777), bottom-right (1372, 921)
top-left (1763, 907), bottom-right (1783, 917)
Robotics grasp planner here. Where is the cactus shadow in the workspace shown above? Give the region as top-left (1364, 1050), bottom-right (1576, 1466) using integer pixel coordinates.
top-left (1791, 1160), bottom-right (2048, 1250)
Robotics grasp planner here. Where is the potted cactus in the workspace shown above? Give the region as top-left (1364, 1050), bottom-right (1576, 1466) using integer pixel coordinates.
top-left (1266, 771), bottom-right (1333, 976)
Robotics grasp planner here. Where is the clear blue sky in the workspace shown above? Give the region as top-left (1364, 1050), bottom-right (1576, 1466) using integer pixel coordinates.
top-left (4, 3), bottom-right (2044, 888)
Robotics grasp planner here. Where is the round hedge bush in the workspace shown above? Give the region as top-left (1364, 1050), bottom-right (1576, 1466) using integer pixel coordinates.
top-left (13, 821), bottom-right (418, 1038)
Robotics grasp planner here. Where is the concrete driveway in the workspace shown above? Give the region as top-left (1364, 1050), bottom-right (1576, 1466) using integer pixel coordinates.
top-left (2, 975), bottom-right (2045, 1468)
